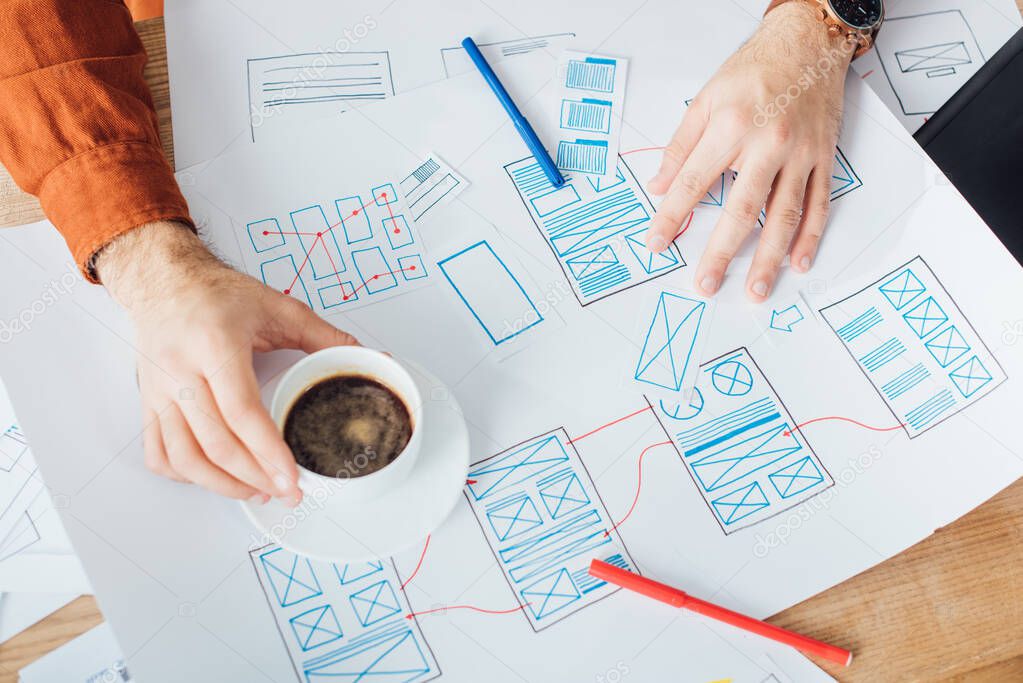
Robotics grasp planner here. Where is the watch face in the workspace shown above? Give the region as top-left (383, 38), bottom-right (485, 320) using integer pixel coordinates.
top-left (828, 0), bottom-right (883, 29)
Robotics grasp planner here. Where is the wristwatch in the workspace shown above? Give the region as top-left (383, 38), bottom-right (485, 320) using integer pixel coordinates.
top-left (766, 0), bottom-right (884, 59)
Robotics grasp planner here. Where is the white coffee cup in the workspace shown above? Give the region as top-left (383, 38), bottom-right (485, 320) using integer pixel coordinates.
top-left (270, 347), bottom-right (424, 502)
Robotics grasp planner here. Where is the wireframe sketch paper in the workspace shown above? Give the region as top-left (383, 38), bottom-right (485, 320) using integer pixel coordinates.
top-left (850, 0), bottom-right (1022, 132)
top-left (552, 51), bottom-right (628, 180)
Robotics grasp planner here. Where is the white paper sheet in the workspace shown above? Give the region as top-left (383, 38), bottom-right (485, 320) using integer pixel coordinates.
top-left (19, 623), bottom-right (132, 683)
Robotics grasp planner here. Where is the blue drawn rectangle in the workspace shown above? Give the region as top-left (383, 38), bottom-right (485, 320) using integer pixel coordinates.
top-left (557, 139), bottom-right (608, 175)
top-left (289, 205), bottom-right (346, 281)
top-left (261, 254), bottom-right (312, 308)
top-left (437, 241), bottom-right (543, 346)
top-left (383, 215), bottom-right (414, 250)
top-left (560, 98), bottom-right (612, 133)
top-left (248, 218), bottom-right (285, 253)
top-left (531, 184), bottom-right (581, 218)
top-left (647, 348), bottom-right (833, 534)
top-left (505, 156), bottom-right (685, 306)
top-left (317, 281), bottom-right (357, 309)
top-left (371, 183), bottom-right (398, 206)
top-left (335, 196), bottom-right (372, 244)
top-left (464, 428), bottom-right (638, 631)
top-left (249, 545), bottom-right (439, 682)
top-left (352, 247), bottom-right (398, 295)
top-left (397, 254), bottom-right (426, 281)
top-left (565, 57), bottom-right (617, 93)
top-left (634, 292), bottom-right (706, 392)
top-left (820, 256), bottom-right (1006, 438)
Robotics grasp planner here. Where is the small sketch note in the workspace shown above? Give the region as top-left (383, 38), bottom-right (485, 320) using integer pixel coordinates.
top-left (874, 11), bottom-right (984, 116)
top-left (648, 348), bottom-right (834, 534)
top-left (399, 154), bottom-right (468, 222)
top-left (247, 51), bottom-right (395, 141)
top-left (249, 545), bottom-right (439, 682)
top-left (819, 256), bottom-right (1006, 437)
top-left (464, 429), bottom-right (637, 631)
top-left (554, 52), bottom-right (628, 180)
top-left (437, 240), bottom-right (544, 347)
top-left (634, 291), bottom-right (707, 393)
top-left (245, 182), bottom-right (428, 314)
top-left (505, 156), bottom-right (685, 306)
top-left (440, 33), bottom-right (576, 77)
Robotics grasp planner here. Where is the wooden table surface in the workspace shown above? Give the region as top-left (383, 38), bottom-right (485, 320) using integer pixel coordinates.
top-left (2, 13), bottom-right (1022, 683)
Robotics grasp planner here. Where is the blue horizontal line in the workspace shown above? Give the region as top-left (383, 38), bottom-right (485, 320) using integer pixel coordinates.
top-left (683, 413), bottom-right (781, 458)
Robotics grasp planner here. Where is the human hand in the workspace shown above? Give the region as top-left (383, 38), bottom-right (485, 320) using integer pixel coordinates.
top-left (96, 221), bottom-right (360, 504)
top-left (645, 1), bottom-right (856, 301)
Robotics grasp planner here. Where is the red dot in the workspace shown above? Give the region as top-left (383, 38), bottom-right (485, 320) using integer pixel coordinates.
top-left (342, 296), bottom-right (348, 301)
top-left (353, 209), bottom-right (359, 215)
top-left (410, 266), bottom-right (416, 271)
top-left (373, 274), bottom-right (379, 280)
top-left (262, 230), bottom-right (269, 236)
top-left (283, 289), bottom-right (291, 295)
top-left (393, 228), bottom-right (400, 234)
top-left (381, 192), bottom-right (388, 199)
top-left (316, 232), bottom-right (322, 237)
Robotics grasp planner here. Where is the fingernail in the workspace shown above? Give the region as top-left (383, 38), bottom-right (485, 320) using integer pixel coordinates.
top-left (799, 255), bottom-right (812, 271)
top-left (752, 281), bottom-right (769, 297)
top-left (699, 275), bottom-right (719, 295)
top-left (273, 474), bottom-right (292, 494)
top-left (288, 493), bottom-right (303, 508)
top-left (248, 494), bottom-right (269, 505)
top-left (646, 235), bottom-right (668, 253)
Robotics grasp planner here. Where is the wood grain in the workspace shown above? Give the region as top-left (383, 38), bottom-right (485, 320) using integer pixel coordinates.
top-left (2, 8), bottom-right (1023, 682)
top-left (0, 597), bottom-right (103, 682)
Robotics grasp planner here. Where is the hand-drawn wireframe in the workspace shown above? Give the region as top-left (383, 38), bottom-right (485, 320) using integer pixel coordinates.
top-left (464, 429), bottom-right (638, 631)
top-left (249, 544), bottom-right (440, 682)
top-left (399, 155), bottom-right (468, 222)
top-left (634, 292), bottom-right (707, 392)
top-left (830, 147), bottom-right (863, 201)
top-left (647, 348), bottom-right (834, 534)
top-left (243, 182), bottom-right (429, 314)
top-left (436, 240), bottom-right (544, 347)
top-left (439, 33), bottom-right (577, 78)
top-left (505, 156), bottom-right (685, 306)
top-left (554, 53), bottom-right (628, 180)
top-left (819, 256), bottom-right (1006, 437)
top-left (0, 424), bottom-right (28, 473)
top-left (874, 11), bottom-right (984, 116)
top-left (246, 51), bottom-right (395, 142)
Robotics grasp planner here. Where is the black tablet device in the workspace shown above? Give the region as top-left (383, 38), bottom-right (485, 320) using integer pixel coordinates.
top-left (914, 27), bottom-right (1023, 263)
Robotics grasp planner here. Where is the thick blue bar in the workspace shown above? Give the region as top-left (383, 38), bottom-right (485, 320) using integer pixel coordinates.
top-left (461, 36), bottom-right (565, 187)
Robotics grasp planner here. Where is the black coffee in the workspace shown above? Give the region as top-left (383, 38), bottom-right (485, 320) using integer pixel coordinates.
top-left (283, 375), bottom-right (412, 478)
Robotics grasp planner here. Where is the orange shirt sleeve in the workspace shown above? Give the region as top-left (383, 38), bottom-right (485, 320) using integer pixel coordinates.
top-left (0, 0), bottom-right (193, 282)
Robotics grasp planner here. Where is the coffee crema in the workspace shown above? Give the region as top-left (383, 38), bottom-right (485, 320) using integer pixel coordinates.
top-left (283, 374), bottom-right (412, 479)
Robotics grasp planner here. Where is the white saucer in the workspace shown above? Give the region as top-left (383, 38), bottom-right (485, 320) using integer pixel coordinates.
top-left (241, 359), bottom-right (470, 562)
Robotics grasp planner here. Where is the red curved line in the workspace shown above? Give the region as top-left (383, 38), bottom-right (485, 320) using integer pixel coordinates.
top-left (605, 441), bottom-right (675, 537)
top-left (620, 146), bottom-right (666, 156)
top-left (400, 534), bottom-right (431, 590)
top-left (674, 210), bottom-right (695, 240)
top-left (567, 405), bottom-right (652, 445)
top-left (406, 603), bottom-right (530, 619)
top-left (787, 416), bottom-right (905, 435)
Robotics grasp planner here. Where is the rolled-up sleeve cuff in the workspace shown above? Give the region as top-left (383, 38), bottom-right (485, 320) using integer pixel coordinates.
top-left (36, 141), bottom-right (194, 282)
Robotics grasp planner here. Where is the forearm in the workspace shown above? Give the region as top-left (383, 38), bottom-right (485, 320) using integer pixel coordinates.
top-left (0, 0), bottom-right (193, 282)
